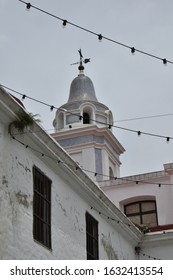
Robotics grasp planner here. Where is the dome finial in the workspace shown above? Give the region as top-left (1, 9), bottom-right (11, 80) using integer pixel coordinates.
top-left (78, 49), bottom-right (84, 73)
top-left (70, 49), bottom-right (90, 74)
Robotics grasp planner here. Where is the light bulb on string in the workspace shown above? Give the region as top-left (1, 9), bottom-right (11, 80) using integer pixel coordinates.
top-left (26, 3), bottom-right (31, 10)
top-left (62, 20), bottom-right (67, 28)
top-left (163, 58), bottom-right (167, 65)
top-left (98, 34), bottom-right (103, 42)
top-left (131, 47), bottom-right (136, 55)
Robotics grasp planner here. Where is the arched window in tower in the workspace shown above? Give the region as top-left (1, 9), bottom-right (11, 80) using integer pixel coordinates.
top-left (57, 112), bottom-right (64, 130)
top-left (83, 112), bottom-right (90, 124)
top-left (109, 167), bottom-right (114, 180)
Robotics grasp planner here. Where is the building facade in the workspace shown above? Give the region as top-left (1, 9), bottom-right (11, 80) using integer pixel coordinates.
top-left (0, 85), bottom-right (141, 260)
top-left (1, 62), bottom-right (173, 260)
top-left (52, 62), bottom-right (173, 260)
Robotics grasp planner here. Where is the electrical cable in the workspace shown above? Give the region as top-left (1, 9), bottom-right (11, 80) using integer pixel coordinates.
top-left (115, 113), bottom-right (173, 123)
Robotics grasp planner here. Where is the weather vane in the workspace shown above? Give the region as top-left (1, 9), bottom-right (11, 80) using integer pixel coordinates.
top-left (71, 49), bottom-right (90, 71)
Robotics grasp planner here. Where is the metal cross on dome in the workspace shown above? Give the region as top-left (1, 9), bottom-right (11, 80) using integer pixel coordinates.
top-left (71, 49), bottom-right (90, 70)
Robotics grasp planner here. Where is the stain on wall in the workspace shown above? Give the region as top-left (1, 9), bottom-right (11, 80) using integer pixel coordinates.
top-left (101, 233), bottom-right (118, 259)
top-left (2, 175), bottom-right (8, 188)
top-left (15, 191), bottom-right (29, 208)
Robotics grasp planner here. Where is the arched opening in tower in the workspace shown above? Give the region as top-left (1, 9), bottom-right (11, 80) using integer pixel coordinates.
top-left (83, 112), bottom-right (90, 124)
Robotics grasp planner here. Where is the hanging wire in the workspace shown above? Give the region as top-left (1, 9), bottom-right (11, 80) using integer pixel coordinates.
top-left (115, 113), bottom-right (173, 123)
top-left (10, 135), bottom-right (165, 260)
top-left (1, 83), bottom-right (173, 143)
top-left (10, 135), bottom-right (173, 187)
top-left (18, 0), bottom-right (173, 65)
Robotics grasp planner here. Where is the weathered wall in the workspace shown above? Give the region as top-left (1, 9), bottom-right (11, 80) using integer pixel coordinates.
top-left (0, 121), bottom-right (137, 260)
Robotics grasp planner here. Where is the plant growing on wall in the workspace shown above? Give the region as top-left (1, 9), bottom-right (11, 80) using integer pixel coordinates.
top-left (8, 110), bottom-right (40, 135)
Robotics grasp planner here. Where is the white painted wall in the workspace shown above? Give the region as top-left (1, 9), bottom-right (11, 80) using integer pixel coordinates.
top-left (140, 231), bottom-right (173, 260)
top-left (0, 119), bottom-right (137, 260)
top-left (101, 179), bottom-right (173, 226)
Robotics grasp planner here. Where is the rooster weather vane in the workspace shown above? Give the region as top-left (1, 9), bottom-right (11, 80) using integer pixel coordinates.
top-left (71, 49), bottom-right (90, 71)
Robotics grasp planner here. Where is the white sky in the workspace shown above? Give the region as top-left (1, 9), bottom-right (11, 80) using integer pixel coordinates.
top-left (1, 0), bottom-right (173, 177)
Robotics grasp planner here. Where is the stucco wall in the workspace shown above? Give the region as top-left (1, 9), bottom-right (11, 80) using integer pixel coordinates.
top-left (101, 179), bottom-right (173, 226)
top-left (0, 122), bottom-right (137, 260)
top-left (140, 232), bottom-right (173, 260)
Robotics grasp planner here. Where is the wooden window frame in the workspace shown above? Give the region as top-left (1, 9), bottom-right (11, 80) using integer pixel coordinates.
top-left (86, 212), bottom-right (99, 260)
top-left (124, 200), bottom-right (158, 227)
top-left (33, 166), bottom-right (52, 249)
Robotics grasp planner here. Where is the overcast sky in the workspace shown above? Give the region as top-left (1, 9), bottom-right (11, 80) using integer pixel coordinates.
top-left (1, 0), bottom-right (173, 177)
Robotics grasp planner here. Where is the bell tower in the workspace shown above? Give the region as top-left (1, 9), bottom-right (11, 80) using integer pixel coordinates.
top-left (52, 51), bottom-right (125, 182)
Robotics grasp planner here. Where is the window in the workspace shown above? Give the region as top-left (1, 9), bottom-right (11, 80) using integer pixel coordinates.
top-left (57, 112), bottom-right (64, 130)
top-left (109, 167), bottom-right (114, 180)
top-left (124, 200), bottom-right (158, 228)
top-left (33, 166), bottom-right (52, 249)
top-left (86, 212), bottom-right (99, 259)
top-left (83, 112), bottom-right (90, 124)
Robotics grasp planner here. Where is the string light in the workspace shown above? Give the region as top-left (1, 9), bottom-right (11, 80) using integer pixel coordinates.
top-left (6, 95), bottom-right (170, 261)
top-left (131, 47), bottom-right (136, 54)
top-left (89, 206), bottom-right (167, 260)
top-left (90, 205), bottom-right (134, 228)
top-left (163, 58), bottom-right (167, 65)
top-left (62, 19), bottom-right (67, 27)
top-left (9, 128), bottom-right (173, 261)
top-left (98, 34), bottom-right (103, 41)
top-left (10, 135), bottom-right (173, 188)
top-left (18, 0), bottom-right (173, 65)
top-left (1, 83), bottom-right (173, 143)
top-left (26, 2), bottom-right (31, 10)
top-left (140, 251), bottom-right (161, 260)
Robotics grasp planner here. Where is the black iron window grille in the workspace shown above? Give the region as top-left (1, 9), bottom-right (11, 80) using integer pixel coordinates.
top-left (33, 166), bottom-right (52, 249)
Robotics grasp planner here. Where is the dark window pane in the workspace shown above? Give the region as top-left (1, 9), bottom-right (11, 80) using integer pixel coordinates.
top-left (86, 213), bottom-right (98, 260)
top-left (33, 166), bottom-right (51, 249)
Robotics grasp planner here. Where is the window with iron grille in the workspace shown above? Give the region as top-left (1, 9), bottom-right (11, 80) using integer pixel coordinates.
top-left (86, 212), bottom-right (99, 260)
top-left (124, 200), bottom-right (158, 228)
top-left (33, 166), bottom-right (52, 249)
